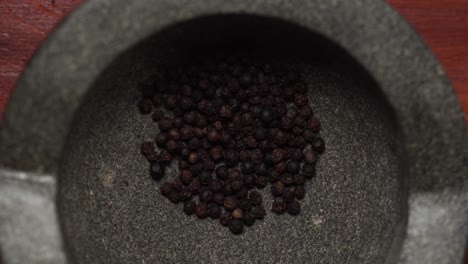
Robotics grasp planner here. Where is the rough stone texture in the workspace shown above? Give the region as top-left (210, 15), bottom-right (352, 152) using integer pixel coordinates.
top-left (58, 58), bottom-right (401, 263)
top-left (0, 0), bottom-right (466, 263)
top-left (0, 170), bottom-right (65, 264)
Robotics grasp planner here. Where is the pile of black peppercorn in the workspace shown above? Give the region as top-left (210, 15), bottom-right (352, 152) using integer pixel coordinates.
top-left (138, 54), bottom-right (324, 235)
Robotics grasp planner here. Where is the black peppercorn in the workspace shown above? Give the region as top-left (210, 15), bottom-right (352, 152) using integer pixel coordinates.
top-left (280, 173), bottom-right (295, 186)
top-left (239, 102), bottom-right (250, 112)
top-left (187, 152), bottom-right (199, 164)
top-left (224, 196), bottom-right (238, 211)
top-left (273, 130), bottom-right (289, 146)
top-left (195, 202), bottom-right (209, 219)
top-left (180, 126), bottom-right (194, 141)
top-left (222, 183), bottom-right (234, 196)
top-left (232, 208), bottom-right (243, 219)
top-left (271, 148), bottom-right (285, 163)
top-left (274, 162), bottom-right (287, 174)
top-left (302, 129), bottom-right (315, 143)
top-left (208, 204), bottom-right (221, 219)
top-left (243, 174), bottom-right (255, 189)
top-left (195, 115), bottom-right (208, 128)
top-left (166, 140), bottom-right (179, 154)
top-left (179, 170), bottom-right (192, 185)
top-left (183, 111), bottom-right (197, 125)
top-left (239, 150), bottom-right (251, 161)
top-left (286, 108), bottom-right (298, 118)
top-left (282, 188), bottom-right (295, 202)
top-left (202, 157), bottom-right (215, 171)
top-left (209, 179), bottom-right (222, 193)
top-left (294, 93), bottom-right (308, 107)
top-left (158, 117), bottom-right (173, 131)
top-left (293, 116), bottom-right (306, 127)
top-left (236, 187), bottom-right (248, 198)
top-left (272, 199), bottom-right (287, 214)
top-left (215, 165), bottom-right (229, 180)
top-left (254, 127), bottom-right (267, 141)
top-left (290, 148), bottom-right (303, 161)
top-left (241, 161), bottom-right (254, 174)
top-left (219, 212), bottom-right (233, 226)
top-left (190, 163), bottom-right (203, 176)
top-left (294, 186), bottom-right (306, 200)
top-left (207, 129), bottom-right (221, 144)
top-left (268, 170), bottom-right (281, 183)
top-left (224, 150), bottom-right (239, 167)
top-left (198, 171), bottom-right (212, 185)
top-left (281, 116), bottom-right (294, 130)
top-left (199, 189), bottom-right (213, 203)
top-left (210, 146), bottom-right (224, 161)
top-left (213, 193), bottom-right (225, 205)
top-left (312, 137), bottom-right (325, 153)
top-left (189, 178), bottom-right (201, 194)
top-left (152, 108), bottom-right (164, 121)
top-left (242, 211), bottom-right (255, 226)
top-left (239, 198), bottom-right (253, 211)
top-left (179, 188), bottom-right (192, 201)
top-left (231, 180), bottom-right (244, 191)
top-left (169, 179), bottom-right (183, 192)
top-left (229, 219), bottom-right (244, 235)
top-left (255, 176), bottom-right (267, 189)
top-left (220, 132), bottom-right (232, 145)
top-left (165, 95), bottom-right (178, 109)
top-left (271, 181), bottom-right (285, 196)
top-left (172, 117), bottom-right (184, 128)
top-left (287, 200), bottom-right (301, 215)
top-left (255, 163), bottom-right (268, 175)
top-left (287, 161), bottom-right (300, 174)
top-left (149, 162), bottom-right (165, 181)
top-left (188, 137), bottom-right (201, 150)
top-left (219, 104), bottom-right (233, 118)
top-left (230, 169), bottom-right (242, 181)
top-left (167, 191), bottom-right (180, 203)
top-left (260, 109), bottom-right (274, 123)
top-left (179, 96), bottom-right (193, 111)
top-left (140, 142), bottom-right (155, 157)
top-left (303, 150), bottom-right (317, 164)
top-left (158, 150), bottom-right (173, 164)
top-left (160, 182), bottom-right (172, 197)
top-left (244, 136), bottom-right (258, 149)
top-left (307, 117), bottom-right (321, 133)
top-left (183, 200), bottom-right (196, 215)
top-left (248, 191), bottom-right (262, 205)
top-left (294, 174), bottom-right (305, 185)
top-left (292, 126), bottom-right (303, 136)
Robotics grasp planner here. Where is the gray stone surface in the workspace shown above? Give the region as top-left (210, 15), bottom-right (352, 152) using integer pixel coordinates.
top-left (58, 59), bottom-right (402, 263)
top-left (0, 0), bottom-right (466, 263)
top-left (0, 170), bottom-right (65, 264)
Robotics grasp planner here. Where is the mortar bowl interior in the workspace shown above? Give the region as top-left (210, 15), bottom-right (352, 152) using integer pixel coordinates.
top-left (58, 15), bottom-right (405, 263)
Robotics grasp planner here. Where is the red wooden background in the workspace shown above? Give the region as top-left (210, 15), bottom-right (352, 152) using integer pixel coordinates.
top-left (0, 1), bottom-right (467, 263)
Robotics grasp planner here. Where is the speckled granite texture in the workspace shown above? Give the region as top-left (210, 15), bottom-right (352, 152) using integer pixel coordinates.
top-left (58, 55), bottom-right (401, 263)
top-left (0, 0), bottom-right (466, 263)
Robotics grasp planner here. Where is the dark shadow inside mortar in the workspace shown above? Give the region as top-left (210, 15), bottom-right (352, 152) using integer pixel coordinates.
top-left (58, 15), bottom-right (406, 263)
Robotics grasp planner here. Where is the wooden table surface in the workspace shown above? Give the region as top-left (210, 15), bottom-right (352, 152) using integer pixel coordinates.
top-left (0, 1), bottom-right (467, 262)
